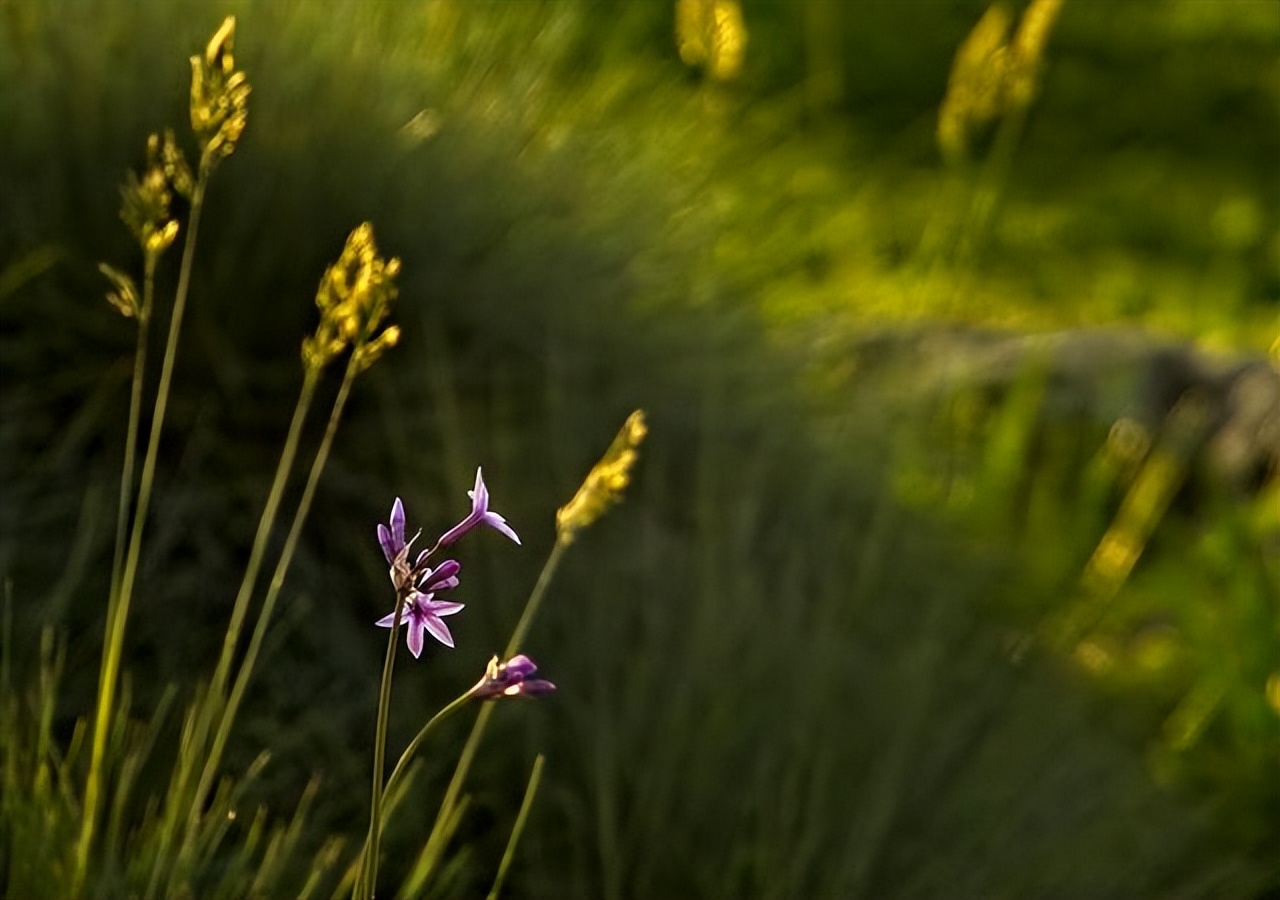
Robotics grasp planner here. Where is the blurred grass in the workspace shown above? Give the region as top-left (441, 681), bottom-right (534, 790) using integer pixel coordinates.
top-left (0, 1), bottom-right (1276, 897)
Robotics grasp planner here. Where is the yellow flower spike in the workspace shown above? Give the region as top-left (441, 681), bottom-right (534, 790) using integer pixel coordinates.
top-left (302, 223), bottom-right (401, 374)
top-left (1007, 0), bottom-right (1066, 112)
top-left (99, 263), bottom-right (142, 320)
top-left (938, 2), bottom-right (1013, 164)
top-left (675, 0), bottom-right (748, 81)
top-left (118, 133), bottom-right (179, 260)
top-left (938, 0), bottom-right (1065, 164)
top-left (556, 410), bottom-right (648, 543)
top-left (190, 16), bottom-right (250, 165)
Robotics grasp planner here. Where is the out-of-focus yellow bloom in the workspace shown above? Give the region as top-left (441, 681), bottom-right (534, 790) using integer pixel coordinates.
top-left (938, 0), bottom-right (1065, 163)
top-left (119, 133), bottom-right (181, 259)
top-left (675, 0), bottom-right (747, 82)
top-left (1080, 448), bottom-right (1182, 597)
top-left (1007, 0), bottom-right (1065, 110)
top-left (938, 1), bottom-right (1013, 163)
top-left (303, 223), bottom-right (401, 373)
top-left (190, 16), bottom-right (250, 165)
top-left (1163, 679), bottom-right (1227, 751)
top-left (1266, 672), bottom-right (1280, 719)
top-left (1074, 392), bottom-right (1211, 641)
top-left (159, 128), bottom-right (195, 200)
top-left (1073, 639), bottom-right (1114, 674)
top-left (99, 263), bottom-right (142, 320)
top-left (557, 410), bottom-right (647, 543)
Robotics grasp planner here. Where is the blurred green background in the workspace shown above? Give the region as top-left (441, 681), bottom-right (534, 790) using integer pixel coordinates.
top-left (1, 1), bottom-right (1277, 897)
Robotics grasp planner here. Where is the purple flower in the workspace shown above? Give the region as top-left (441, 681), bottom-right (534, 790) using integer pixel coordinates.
top-left (471, 654), bottom-right (556, 699)
top-left (377, 497), bottom-right (410, 564)
top-left (376, 589), bottom-right (465, 657)
top-left (437, 468), bottom-right (521, 547)
top-left (373, 476), bottom-right (519, 659)
top-left (417, 558), bottom-right (460, 593)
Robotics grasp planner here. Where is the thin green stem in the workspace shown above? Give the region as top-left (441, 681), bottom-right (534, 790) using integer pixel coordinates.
top-left (379, 690), bottom-right (476, 820)
top-left (75, 165), bottom-right (210, 897)
top-left (151, 365), bottom-right (324, 894)
top-left (109, 253), bottom-right (157, 599)
top-left (176, 359), bottom-right (355, 887)
top-left (487, 754), bottom-right (546, 900)
top-left (945, 107), bottom-right (1029, 311)
top-left (416, 536), bottom-right (570, 887)
top-left (210, 366), bottom-right (321, 703)
top-left (356, 587), bottom-right (408, 900)
top-left (348, 687), bottom-right (478, 897)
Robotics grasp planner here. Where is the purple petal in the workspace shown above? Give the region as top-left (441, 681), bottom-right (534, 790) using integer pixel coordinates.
top-left (406, 621), bottom-right (425, 658)
top-left (517, 678), bottom-right (556, 696)
top-left (481, 512), bottom-right (521, 545)
top-left (422, 614), bottom-right (455, 648)
top-left (432, 559), bottom-right (462, 581)
top-left (503, 655), bottom-right (538, 678)
top-left (377, 523), bottom-right (396, 564)
top-left (469, 468), bottom-right (489, 512)
top-left (426, 599), bottom-right (465, 617)
top-left (390, 498), bottom-right (405, 543)
top-left (374, 610), bottom-right (401, 628)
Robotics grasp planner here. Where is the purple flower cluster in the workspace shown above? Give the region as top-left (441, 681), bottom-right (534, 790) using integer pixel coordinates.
top-left (375, 468), bottom-right (519, 658)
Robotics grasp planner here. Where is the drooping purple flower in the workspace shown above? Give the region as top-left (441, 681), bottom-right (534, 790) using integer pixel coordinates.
top-left (418, 558), bottom-right (461, 593)
top-left (376, 590), bottom-right (465, 657)
top-left (437, 468), bottom-right (521, 547)
top-left (470, 654), bottom-right (556, 699)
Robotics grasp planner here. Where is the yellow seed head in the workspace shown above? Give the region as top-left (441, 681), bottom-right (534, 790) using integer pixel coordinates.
top-left (938, 0), bottom-right (1065, 164)
top-left (190, 16), bottom-right (250, 165)
top-left (1007, 0), bottom-right (1065, 112)
top-left (556, 410), bottom-right (647, 542)
top-left (99, 263), bottom-right (142, 320)
top-left (938, 3), bottom-right (1013, 164)
top-left (675, 0), bottom-right (748, 82)
top-left (119, 133), bottom-right (180, 260)
top-left (303, 223), bottom-right (401, 373)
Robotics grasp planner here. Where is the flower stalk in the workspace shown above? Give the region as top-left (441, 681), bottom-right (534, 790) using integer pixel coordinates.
top-left (82, 21), bottom-right (254, 895)
top-left (487, 754), bottom-right (546, 900)
top-left (410, 411), bottom-right (645, 893)
top-left (357, 583), bottom-right (409, 900)
top-left (355, 478), bottom-right (524, 899)
top-left (172, 225), bottom-right (403, 891)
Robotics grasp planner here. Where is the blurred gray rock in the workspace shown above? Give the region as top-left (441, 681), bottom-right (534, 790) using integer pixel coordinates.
top-left (844, 325), bottom-right (1279, 495)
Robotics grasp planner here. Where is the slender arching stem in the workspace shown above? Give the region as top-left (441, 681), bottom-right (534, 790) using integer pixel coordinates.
top-left (413, 535), bottom-right (570, 887)
top-left (75, 161), bottom-right (211, 898)
top-left (177, 358), bottom-right (356, 883)
top-left (109, 251), bottom-right (158, 603)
